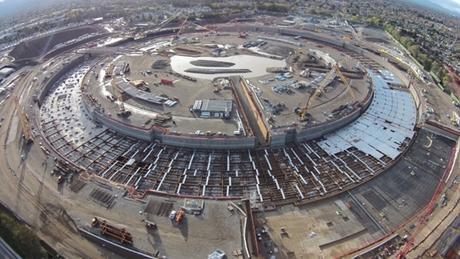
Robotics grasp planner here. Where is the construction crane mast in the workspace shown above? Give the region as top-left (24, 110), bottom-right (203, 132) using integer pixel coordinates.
top-left (173, 15), bottom-right (189, 41)
top-left (114, 86), bottom-right (131, 118)
top-left (297, 67), bottom-right (336, 121)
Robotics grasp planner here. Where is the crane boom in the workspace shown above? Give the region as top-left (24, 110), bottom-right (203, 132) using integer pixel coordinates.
top-left (334, 65), bottom-right (355, 99)
top-left (298, 67), bottom-right (336, 121)
top-left (176, 16), bottom-right (188, 37)
top-left (297, 64), bottom-right (357, 121)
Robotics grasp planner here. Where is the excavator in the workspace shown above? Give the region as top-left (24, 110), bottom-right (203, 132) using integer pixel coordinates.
top-left (114, 86), bottom-right (131, 118)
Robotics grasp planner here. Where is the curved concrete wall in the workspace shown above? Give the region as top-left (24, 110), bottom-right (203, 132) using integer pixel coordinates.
top-left (217, 24), bottom-right (363, 53)
top-left (161, 134), bottom-right (256, 149)
top-left (295, 106), bottom-right (363, 142)
top-left (43, 34), bottom-right (108, 60)
top-left (37, 55), bottom-right (87, 106)
top-left (269, 89), bottom-right (374, 146)
top-left (94, 111), bottom-right (153, 141)
top-left (93, 108), bottom-right (257, 148)
top-left (84, 24), bottom-right (378, 149)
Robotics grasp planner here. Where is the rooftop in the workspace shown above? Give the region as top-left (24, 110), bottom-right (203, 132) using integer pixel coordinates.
top-left (198, 99), bottom-right (233, 113)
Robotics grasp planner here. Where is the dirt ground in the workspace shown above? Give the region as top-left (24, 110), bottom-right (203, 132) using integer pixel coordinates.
top-left (258, 201), bottom-right (377, 259)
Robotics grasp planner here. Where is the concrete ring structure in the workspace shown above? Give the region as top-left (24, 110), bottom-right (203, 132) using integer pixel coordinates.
top-left (33, 21), bottom-right (421, 207)
top-left (3, 11), bottom-right (460, 259)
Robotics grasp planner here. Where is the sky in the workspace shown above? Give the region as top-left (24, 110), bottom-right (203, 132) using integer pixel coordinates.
top-left (0, 0), bottom-right (59, 18)
top-left (435, 0), bottom-right (460, 13)
top-left (405, 0), bottom-right (460, 16)
top-left (1, 0), bottom-right (460, 18)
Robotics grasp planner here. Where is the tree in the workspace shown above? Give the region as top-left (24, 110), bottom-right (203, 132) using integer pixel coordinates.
top-left (384, 24), bottom-right (395, 34)
top-left (443, 85), bottom-right (452, 94)
top-left (0, 212), bottom-right (46, 258)
top-left (442, 74), bottom-right (452, 87)
top-left (400, 37), bottom-right (412, 48)
top-left (417, 53), bottom-right (432, 70)
top-left (408, 45), bottom-right (420, 58)
top-left (350, 15), bottom-right (360, 23)
top-left (367, 16), bottom-right (382, 27)
top-left (431, 61), bottom-right (442, 75)
top-left (257, 3), bottom-right (289, 13)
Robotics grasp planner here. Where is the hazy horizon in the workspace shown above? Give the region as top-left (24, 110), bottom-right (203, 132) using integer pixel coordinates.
top-left (1, 0), bottom-right (460, 18)
top-left (405, 0), bottom-right (460, 16)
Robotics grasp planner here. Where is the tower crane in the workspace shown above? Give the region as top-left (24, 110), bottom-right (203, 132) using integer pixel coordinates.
top-left (296, 66), bottom-right (336, 121)
top-left (173, 15), bottom-right (189, 42)
top-left (296, 64), bottom-right (356, 121)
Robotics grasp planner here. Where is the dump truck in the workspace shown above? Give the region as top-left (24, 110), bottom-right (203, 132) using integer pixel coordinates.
top-left (161, 78), bottom-right (173, 85)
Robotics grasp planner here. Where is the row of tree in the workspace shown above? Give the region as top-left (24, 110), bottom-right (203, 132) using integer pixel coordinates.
top-left (0, 211), bottom-right (46, 258)
top-left (384, 24), bottom-right (451, 88)
top-left (256, 3), bottom-right (289, 13)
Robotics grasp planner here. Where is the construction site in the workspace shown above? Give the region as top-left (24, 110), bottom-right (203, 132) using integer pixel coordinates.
top-left (77, 30), bottom-right (372, 149)
top-left (1, 13), bottom-right (460, 259)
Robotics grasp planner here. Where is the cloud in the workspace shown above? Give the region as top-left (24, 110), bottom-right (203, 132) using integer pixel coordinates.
top-left (438, 0), bottom-right (460, 13)
top-left (428, 0), bottom-right (460, 14)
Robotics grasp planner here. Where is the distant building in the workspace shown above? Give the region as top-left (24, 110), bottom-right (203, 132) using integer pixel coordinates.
top-left (192, 99), bottom-right (233, 119)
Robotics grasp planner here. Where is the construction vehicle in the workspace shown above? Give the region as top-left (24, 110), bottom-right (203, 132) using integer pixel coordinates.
top-left (144, 219), bottom-right (157, 230)
top-left (451, 111), bottom-right (459, 126)
top-left (175, 208), bottom-right (185, 224)
top-left (295, 67), bottom-right (337, 121)
top-left (161, 78), bottom-right (173, 85)
top-left (105, 63), bottom-right (114, 78)
top-left (116, 102), bottom-right (131, 118)
top-left (92, 217), bottom-right (133, 245)
top-left (213, 86), bottom-right (222, 93)
top-left (342, 35), bottom-right (353, 41)
top-left (114, 86), bottom-right (131, 118)
top-left (57, 175), bottom-right (65, 185)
